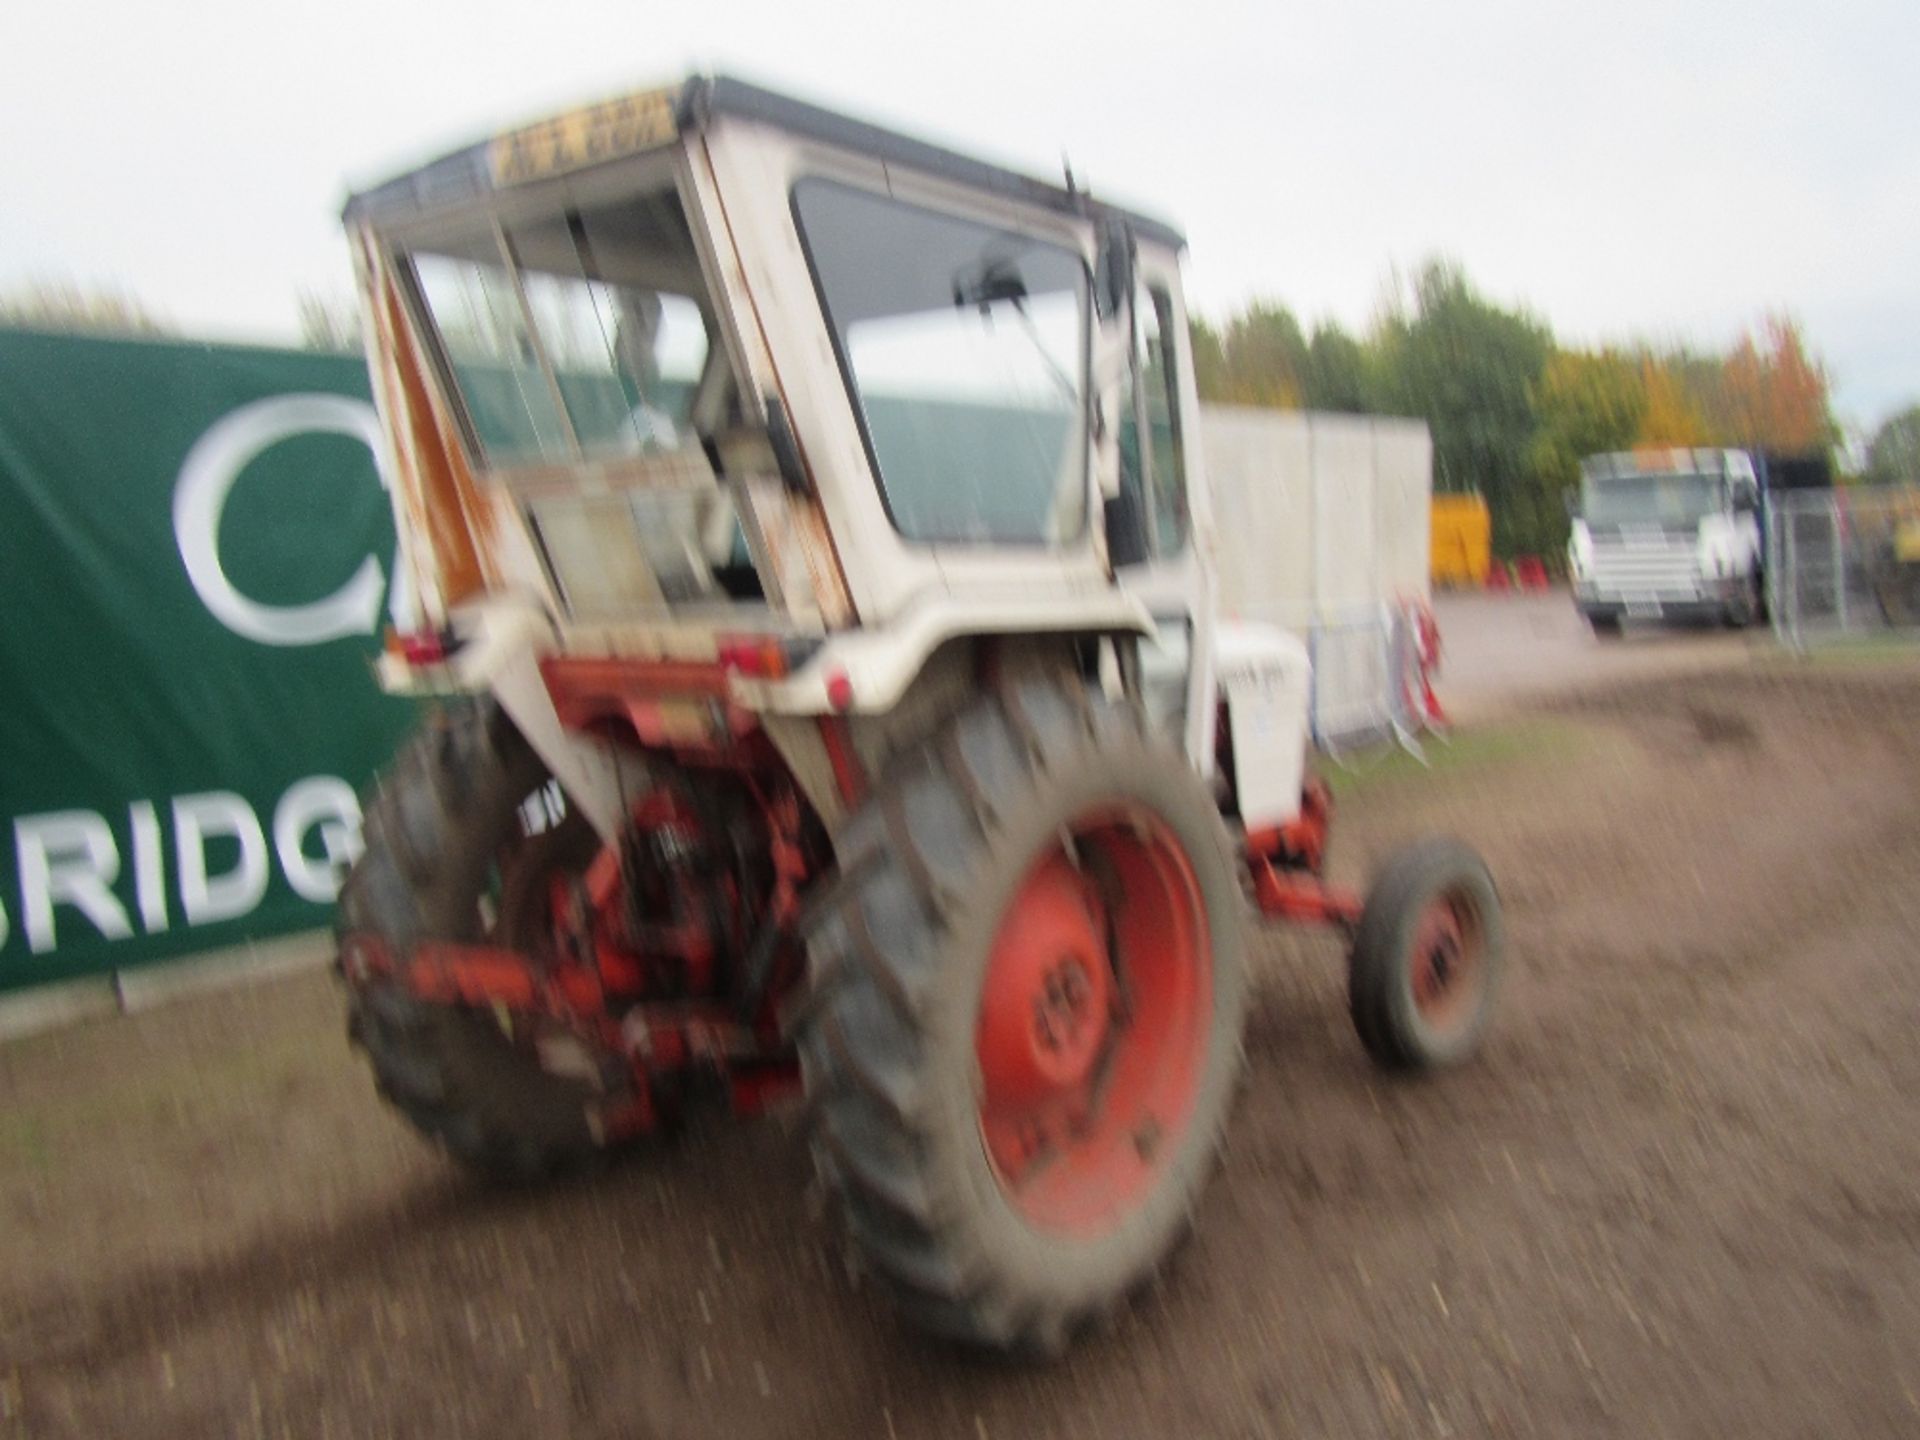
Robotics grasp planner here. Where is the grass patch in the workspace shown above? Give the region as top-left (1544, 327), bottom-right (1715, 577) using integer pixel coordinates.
top-left (0, 1021), bottom-right (331, 1175)
top-left (1785, 633), bottom-right (1920, 667)
top-left (0, 1114), bottom-right (53, 1173)
top-left (1316, 718), bottom-right (1587, 800)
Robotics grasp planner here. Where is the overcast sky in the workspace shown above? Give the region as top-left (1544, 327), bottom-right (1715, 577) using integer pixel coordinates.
top-left (3, 0), bottom-right (1914, 430)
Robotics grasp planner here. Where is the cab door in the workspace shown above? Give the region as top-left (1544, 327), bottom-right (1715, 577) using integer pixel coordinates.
top-left (1108, 245), bottom-right (1216, 771)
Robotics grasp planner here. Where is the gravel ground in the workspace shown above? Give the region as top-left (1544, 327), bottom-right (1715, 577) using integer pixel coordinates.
top-left (4, 655), bottom-right (1920, 1438)
top-left (1431, 588), bottom-right (1766, 721)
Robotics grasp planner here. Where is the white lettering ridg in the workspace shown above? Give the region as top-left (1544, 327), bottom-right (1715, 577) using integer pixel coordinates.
top-left (5, 777), bottom-right (366, 955)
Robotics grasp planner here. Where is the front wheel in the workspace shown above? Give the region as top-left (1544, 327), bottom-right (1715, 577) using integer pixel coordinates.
top-left (1348, 838), bottom-right (1504, 1071)
top-left (794, 674), bottom-right (1248, 1353)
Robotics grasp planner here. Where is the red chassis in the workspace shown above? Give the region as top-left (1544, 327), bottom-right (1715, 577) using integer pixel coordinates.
top-left (337, 652), bottom-right (1363, 1139)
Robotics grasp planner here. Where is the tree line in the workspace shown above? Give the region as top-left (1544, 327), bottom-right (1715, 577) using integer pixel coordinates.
top-left (1188, 259), bottom-right (1855, 559)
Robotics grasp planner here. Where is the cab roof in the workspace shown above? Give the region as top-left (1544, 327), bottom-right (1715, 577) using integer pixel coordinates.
top-left (340, 73), bottom-right (1184, 250)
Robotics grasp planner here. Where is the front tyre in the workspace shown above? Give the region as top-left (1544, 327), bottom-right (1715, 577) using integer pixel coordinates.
top-left (1348, 838), bottom-right (1503, 1071)
top-left (793, 675), bottom-right (1248, 1353)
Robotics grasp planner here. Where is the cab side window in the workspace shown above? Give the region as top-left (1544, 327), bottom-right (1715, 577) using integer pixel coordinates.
top-left (1117, 284), bottom-right (1190, 558)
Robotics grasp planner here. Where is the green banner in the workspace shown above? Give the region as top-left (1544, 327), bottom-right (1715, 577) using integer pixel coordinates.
top-left (0, 327), bottom-right (418, 991)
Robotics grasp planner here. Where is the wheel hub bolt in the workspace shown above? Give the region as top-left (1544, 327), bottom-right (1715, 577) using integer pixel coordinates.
top-left (1034, 957), bottom-right (1093, 1054)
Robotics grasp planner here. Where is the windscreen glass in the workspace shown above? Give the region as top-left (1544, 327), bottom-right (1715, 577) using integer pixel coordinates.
top-left (1582, 472), bottom-right (1720, 527)
top-left (793, 178), bottom-right (1088, 545)
top-left (407, 187), bottom-right (712, 470)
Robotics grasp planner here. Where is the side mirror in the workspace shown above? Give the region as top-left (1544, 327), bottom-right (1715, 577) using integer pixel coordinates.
top-left (1094, 216), bottom-right (1135, 322)
top-left (764, 394), bottom-right (811, 497)
top-left (952, 259), bottom-right (1028, 312)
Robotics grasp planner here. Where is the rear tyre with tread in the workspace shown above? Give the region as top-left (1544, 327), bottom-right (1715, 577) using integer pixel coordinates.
top-left (794, 674), bottom-right (1248, 1353)
top-left (337, 699), bottom-right (610, 1182)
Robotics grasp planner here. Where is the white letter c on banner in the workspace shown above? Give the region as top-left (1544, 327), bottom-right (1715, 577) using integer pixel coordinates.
top-left (174, 393), bottom-right (398, 647)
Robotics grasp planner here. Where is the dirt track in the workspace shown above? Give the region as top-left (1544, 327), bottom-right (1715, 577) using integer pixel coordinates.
top-left (5, 659), bottom-right (1920, 1438)
top-left (1431, 589), bottom-right (1765, 721)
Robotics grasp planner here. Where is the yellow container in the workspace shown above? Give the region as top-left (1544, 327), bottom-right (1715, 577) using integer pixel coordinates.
top-left (1431, 493), bottom-right (1491, 587)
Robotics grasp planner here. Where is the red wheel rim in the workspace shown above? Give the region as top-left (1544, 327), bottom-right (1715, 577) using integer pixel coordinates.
top-left (1408, 892), bottom-right (1484, 1032)
top-left (974, 809), bottom-right (1211, 1237)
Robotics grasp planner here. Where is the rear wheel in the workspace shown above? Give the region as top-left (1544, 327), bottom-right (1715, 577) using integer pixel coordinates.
top-left (1348, 838), bottom-right (1503, 1071)
top-left (337, 699), bottom-right (614, 1181)
top-left (1587, 611), bottom-right (1624, 637)
top-left (793, 674), bottom-right (1247, 1352)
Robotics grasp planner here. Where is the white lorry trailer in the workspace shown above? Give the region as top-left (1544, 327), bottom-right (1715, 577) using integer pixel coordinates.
top-left (1202, 406), bottom-right (1434, 744)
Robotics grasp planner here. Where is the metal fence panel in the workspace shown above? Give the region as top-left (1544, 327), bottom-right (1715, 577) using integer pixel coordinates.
top-left (1769, 488), bottom-right (1920, 648)
top-left (1307, 603), bottom-right (1431, 752)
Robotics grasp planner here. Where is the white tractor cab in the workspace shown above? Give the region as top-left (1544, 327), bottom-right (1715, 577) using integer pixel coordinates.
top-left (337, 75), bottom-right (1503, 1353)
top-left (1568, 448), bottom-right (1764, 633)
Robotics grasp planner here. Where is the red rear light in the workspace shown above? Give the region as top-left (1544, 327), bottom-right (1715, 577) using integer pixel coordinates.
top-left (386, 627), bottom-right (453, 666)
top-left (716, 636), bottom-right (788, 678)
top-left (824, 669), bottom-right (855, 712)
top-left (716, 635), bottom-right (820, 679)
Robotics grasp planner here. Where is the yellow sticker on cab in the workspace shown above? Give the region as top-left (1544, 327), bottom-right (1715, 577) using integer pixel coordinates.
top-left (489, 87), bottom-right (679, 186)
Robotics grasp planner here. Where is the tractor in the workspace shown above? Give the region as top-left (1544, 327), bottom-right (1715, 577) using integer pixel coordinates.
top-left (334, 75), bottom-right (1503, 1353)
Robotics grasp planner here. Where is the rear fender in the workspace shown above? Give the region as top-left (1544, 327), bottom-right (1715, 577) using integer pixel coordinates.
top-left (378, 598), bottom-right (629, 842)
